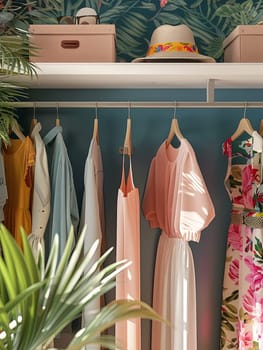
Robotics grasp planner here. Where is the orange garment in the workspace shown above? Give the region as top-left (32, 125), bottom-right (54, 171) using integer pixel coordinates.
top-left (3, 137), bottom-right (35, 247)
top-left (115, 156), bottom-right (141, 350)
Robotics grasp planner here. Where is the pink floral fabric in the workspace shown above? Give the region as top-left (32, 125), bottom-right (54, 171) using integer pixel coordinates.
top-left (221, 135), bottom-right (263, 350)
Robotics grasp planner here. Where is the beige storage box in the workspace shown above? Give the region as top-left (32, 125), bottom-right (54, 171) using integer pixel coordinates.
top-left (29, 24), bottom-right (116, 62)
top-left (223, 25), bottom-right (263, 62)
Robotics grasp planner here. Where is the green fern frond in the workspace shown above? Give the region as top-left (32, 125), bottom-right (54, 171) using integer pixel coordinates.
top-left (0, 0), bottom-right (63, 144)
top-left (0, 225), bottom-right (161, 350)
top-left (0, 35), bottom-right (37, 76)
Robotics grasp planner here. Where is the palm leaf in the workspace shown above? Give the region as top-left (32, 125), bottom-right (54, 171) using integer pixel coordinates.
top-left (117, 10), bottom-right (155, 61)
top-left (0, 224), bottom-right (161, 350)
top-left (67, 300), bottom-right (163, 350)
top-left (0, 0), bottom-right (71, 144)
top-left (0, 35), bottom-right (36, 76)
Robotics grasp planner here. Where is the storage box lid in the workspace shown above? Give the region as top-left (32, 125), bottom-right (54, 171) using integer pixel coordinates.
top-left (29, 24), bottom-right (115, 35)
top-left (223, 25), bottom-right (263, 48)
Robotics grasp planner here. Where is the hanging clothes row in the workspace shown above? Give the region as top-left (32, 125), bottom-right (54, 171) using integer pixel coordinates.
top-left (2, 108), bottom-right (263, 350)
top-left (1, 117), bottom-right (79, 263)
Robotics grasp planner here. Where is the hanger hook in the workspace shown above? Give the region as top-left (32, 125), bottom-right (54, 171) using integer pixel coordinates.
top-left (173, 101), bottom-right (177, 119)
top-left (128, 101), bottom-right (131, 119)
top-left (33, 102), bottom-right (36, 119)
top-left (243, 102), bottom-right (247, 119)
top-left (56, 103), bottom-right (60, 126)
top-left (95, 102), bottom-right (98, 119)
top-left (56, 103), bottom-right (59, 119)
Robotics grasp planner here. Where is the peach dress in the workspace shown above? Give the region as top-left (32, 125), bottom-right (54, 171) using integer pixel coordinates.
top-left (3, 137), bottom-right (35, 247)
top-left (142, 140), bottom-right (215, 350)
top-left (115, 156), bottom-right (141, 350)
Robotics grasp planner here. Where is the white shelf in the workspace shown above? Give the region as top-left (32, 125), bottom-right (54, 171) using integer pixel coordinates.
top-left (9, 62), bottom-right (263, 89)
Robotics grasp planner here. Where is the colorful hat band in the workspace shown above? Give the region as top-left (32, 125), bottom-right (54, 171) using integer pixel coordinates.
top-left (147, 41), bottom-right (198, 56)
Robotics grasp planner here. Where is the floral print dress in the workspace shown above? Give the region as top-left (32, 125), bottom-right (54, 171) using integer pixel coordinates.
top-left (221, 132), bottom-right (263, 350)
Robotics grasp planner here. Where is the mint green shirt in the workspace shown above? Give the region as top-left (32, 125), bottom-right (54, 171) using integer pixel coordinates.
top-left (44, 126), bottom-right (79, 261)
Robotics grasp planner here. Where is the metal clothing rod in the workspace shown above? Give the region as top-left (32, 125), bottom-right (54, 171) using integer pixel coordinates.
top-left (11, 101), bottom-right (263, 109)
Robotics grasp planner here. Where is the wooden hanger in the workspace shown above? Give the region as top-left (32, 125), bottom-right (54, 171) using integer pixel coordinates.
top-left (56, 104), bottom-right (60, 126)
top-left (31, 117), bottom-right (38, 129)
top-left (30, 113), bottom-right (38, 134)
top-left (93, 104), bottom-right (99, 144)
top-left (231, 103), bottom-right (254, 141)
top-left (230, 117), bottom-right (254, 141)
top-left (10, 121), bottom-right (25, 141)
top-left (166, 118), bottom-right (184, 145)
top-left (166, 103), bottom-right (184, 146)
top-left (30, 103), bottom-right (38, 134)
top-left (93, 117), bottom-right (99, 144)
top-left (259, 119), bottom-right (263, 136)
top-left (123, 117), bottom-right (132, 156)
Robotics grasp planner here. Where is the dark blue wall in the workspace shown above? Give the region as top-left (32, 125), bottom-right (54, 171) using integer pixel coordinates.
top-left (19, 88), bottom-right (263, 350)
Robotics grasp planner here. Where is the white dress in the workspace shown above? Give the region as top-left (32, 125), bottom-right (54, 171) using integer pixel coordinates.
top-left (79, 137), bottom-right (105, 350)
top-left (28, 122), bottom-right (50, 259)
top-left (142, 140), bottom-right (215, 350)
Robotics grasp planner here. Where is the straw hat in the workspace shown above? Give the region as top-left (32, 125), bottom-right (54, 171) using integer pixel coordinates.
top-left (133, 24), bottom-right (215, 63)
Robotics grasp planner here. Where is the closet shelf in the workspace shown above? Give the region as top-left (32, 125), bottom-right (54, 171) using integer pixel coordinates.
top-left (9, 62), bottom-right (263, 89)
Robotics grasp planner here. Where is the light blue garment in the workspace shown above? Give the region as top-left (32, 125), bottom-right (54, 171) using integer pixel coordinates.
top-left (43, 126), bottom-right (79, 261)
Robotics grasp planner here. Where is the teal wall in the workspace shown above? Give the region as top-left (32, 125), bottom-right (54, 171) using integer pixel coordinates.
top-left (19, 87), bottom-right (263, 350)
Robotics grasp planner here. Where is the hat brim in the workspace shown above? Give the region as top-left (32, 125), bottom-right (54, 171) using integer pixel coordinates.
top-left (132, 50), bottom-right (215, 63)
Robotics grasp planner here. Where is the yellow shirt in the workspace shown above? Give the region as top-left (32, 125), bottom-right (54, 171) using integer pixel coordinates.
top-left (3, 136), bottom-right (35, 247)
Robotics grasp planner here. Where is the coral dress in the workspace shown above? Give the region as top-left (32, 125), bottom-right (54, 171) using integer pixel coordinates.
top-left (115, 156), bottom-right (141, 350)
top-left (142, 140), bottom-right (215, 350)
top-left (221, 132), bottom-right (263, 350)
top-left (3, 137), bottom-right (35, 247)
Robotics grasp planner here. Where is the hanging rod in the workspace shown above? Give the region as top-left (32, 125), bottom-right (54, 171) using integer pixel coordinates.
top-left (10, 101), bottom-right (263, 109)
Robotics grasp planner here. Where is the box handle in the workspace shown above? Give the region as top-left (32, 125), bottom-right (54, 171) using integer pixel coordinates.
top-left (61, 40), bottom-right (80, 49)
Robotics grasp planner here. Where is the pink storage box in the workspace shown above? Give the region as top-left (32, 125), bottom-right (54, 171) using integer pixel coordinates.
top-left (223, 25), bottom-right (263, 62)
top-left (29, 24), bottom-right (116, 62)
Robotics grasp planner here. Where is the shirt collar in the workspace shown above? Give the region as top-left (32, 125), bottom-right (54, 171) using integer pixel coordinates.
top-left (43, 126), bottom-right (63, 145)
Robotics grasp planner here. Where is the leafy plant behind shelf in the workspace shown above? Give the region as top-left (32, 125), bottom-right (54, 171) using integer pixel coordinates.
top-left (0, 224), bottom-right (162, 350)
top-left (157, 0), bottom-right (263, 61)
top-left (0, 0), bottom-right (65, 144)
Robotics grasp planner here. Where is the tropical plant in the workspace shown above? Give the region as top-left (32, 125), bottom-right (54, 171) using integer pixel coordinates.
top-left (0, 0), bottom-right (83, 144)
top-left (0, 224), bottom-right (161, 350)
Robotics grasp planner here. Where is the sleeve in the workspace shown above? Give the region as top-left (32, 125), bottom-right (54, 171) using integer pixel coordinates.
top-left (69, 163), bottom-right (80, 237)
top-left (142, 158), bottom-right (159, 228)
top-left (176, 147), bottom-right (215, 242)
top-left (51, 154), bottom-right (68, 258)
